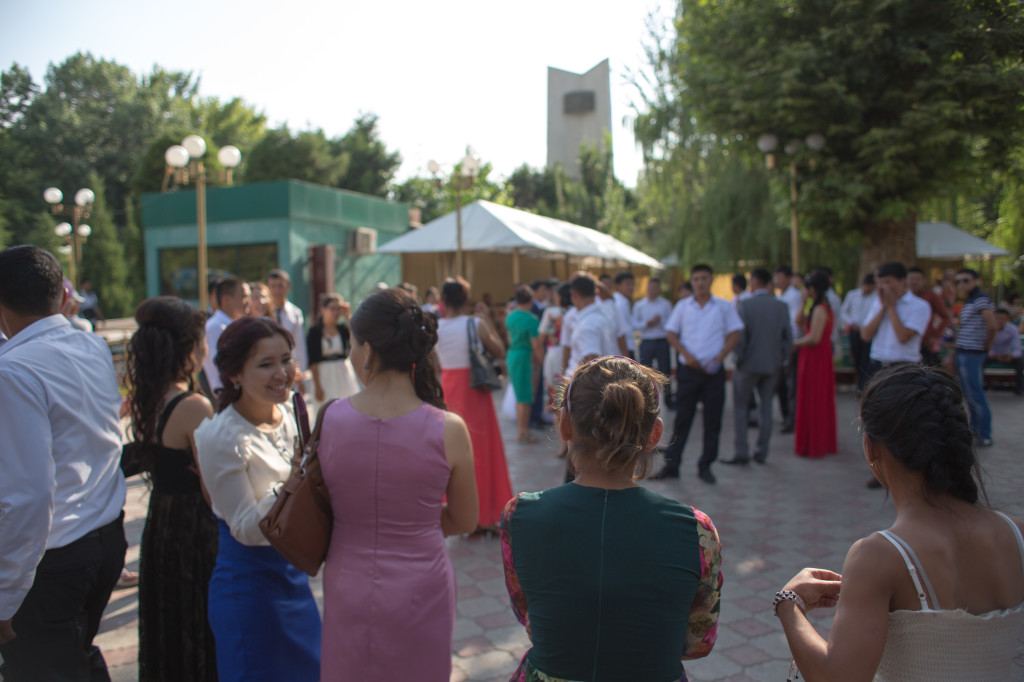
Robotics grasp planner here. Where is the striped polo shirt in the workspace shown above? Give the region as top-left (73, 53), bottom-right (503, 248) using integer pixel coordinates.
top-left (956, 288), bottom-right (994, 351)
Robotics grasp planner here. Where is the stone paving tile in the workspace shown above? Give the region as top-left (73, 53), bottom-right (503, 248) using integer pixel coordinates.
top-left (91, 389), bottom-right (1024, 681)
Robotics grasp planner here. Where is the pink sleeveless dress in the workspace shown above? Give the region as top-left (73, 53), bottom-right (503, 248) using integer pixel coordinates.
top-left (317, 399), bottom-right (455, 681)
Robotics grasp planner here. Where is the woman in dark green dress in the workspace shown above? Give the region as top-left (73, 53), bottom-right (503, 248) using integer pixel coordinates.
top-left (501, 356), bottom-right (722, 682)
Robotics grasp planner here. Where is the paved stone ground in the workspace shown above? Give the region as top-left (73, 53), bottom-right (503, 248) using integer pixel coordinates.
top-left (93, 386), bottom-right (1023, 681)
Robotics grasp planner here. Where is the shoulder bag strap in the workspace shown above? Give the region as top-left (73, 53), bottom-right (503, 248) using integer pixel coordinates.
top-left (292, 392), bottom-right (311, 448)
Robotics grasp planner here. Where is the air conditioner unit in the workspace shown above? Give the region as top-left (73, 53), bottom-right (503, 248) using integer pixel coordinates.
top-left (348, 227), bottom-right (377, 255)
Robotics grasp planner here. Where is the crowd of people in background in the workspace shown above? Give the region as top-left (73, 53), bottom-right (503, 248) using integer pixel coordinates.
top-left (3, 241), bottom-right (1023, 681)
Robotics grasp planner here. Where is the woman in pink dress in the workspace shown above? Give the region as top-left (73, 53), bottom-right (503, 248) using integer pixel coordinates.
top-left (317, 287), bottom-right (479, 681)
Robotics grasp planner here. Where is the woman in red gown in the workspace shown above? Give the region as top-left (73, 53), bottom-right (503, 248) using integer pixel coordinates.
top-left (793, 270), bottom-right (837, 457)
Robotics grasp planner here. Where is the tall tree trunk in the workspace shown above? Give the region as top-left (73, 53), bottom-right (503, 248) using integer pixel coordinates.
top-left (859, 213), bottom-right (917, 280)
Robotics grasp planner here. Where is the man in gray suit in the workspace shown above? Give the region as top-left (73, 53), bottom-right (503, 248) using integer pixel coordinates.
top-left (723, 268), bottom-right (793, 464)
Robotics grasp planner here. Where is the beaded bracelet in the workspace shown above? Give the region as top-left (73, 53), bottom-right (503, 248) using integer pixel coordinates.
top-left (772, 589), bottom-right (807, 617)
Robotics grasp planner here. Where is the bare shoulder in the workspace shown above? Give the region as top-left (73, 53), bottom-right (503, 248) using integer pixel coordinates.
top-left (177, 392), bottom-right (214, 423)
top-left (843, 533), bottom-right (904, 586)
top-left (443, 409), bottom-right (469, 435)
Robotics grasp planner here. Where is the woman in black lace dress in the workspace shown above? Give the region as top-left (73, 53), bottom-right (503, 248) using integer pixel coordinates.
top-left (124, 296), bottom-right (218, 680)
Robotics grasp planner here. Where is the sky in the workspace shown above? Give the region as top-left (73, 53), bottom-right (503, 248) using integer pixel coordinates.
top-left (1, 0), bottom-right (669, 187)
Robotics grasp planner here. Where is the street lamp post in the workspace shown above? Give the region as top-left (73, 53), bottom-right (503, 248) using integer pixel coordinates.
top-left (756, 132), bottom-right (826, 275)
top-left (163, 135), bottom-right (242, 312)
top-left (428, 150), bottom-right (480, 278)
top-left (44, 187), bottom-right (94, 289)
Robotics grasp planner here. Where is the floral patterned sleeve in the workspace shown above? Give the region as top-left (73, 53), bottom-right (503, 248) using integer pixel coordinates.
top-left (500, 494), bottom-right (531, 639)
top-left (682, 507), bottom-right (722, 660)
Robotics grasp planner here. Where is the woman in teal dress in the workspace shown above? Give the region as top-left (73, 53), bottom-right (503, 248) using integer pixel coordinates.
top-left (504, 286), bottom-right (541, 442)
top-left (501, 356), bottom-right (723, 682)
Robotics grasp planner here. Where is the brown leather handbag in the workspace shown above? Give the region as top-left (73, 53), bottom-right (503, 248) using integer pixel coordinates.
top-left (259, 395), bottom-right (336, 576)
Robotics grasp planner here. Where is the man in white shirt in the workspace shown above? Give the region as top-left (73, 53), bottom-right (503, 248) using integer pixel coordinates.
top-left (732, 273), bottom-right (752, 308)
top-left (633, 277), bottom-right (674, 403)
top-left (860, 261), bottom-right (931, 369)
top-left (774, 265), bottom-right (803, 433)
top-left (840, 273), bottom-right (876, 388)
top-left (656, 264), bottom-right (744, 484)
top-left (563, 275), bottom-right (617, 375)
top-left (596, 277), bottom-right (629, 356)
top-left (203, 276), bottom-right (251, 395)
top-left (267, 269), bottom-right (308, 384)
top-left (612, 271), bottom-right (637, 359)
top-left (0, 246), bottom-right (127, 678)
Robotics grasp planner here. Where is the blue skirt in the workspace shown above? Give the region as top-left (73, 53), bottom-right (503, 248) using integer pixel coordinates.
top-left (208, 520), bottom-right (321, 682)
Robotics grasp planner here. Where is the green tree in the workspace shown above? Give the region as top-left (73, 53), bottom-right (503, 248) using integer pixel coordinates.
top-left (672, 0), bottom-right (1024, 275)
top-left (393, 156), bottom-right (507, 224)
top-left (332, 114), bottom-right (401, 197)
top-left (122, 198), bottom-right (145, 305)
top-left (244, 126), bottom-right (348, 186)
top-left (80, 174), bottom-right (132, 317)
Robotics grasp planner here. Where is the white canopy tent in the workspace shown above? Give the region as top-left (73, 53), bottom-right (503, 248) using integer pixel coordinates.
top-left (915, 221), bottom-right (1009, 260)
top-left (378, 200), bottom-right (662, 268)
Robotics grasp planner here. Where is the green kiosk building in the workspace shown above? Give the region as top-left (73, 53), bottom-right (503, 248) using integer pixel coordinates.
top-left (141, 180), bottom-right (412, 318)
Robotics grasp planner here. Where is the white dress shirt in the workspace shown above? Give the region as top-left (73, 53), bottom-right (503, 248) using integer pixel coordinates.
top-left (863, 291), bottom-right (931, 363)
top-left (841, 288), bottom-right (874, 331)
top-left (566, 303), bottom-right (617, 374)
top-left (275, 300), bottom-right (307, 372)
top-left (435, 315), bottom-right (477, 370)
top-left (612, 291), bottom-right (635, 351)
top-left (0, 315), bottom-right (126, 619)
top-left (826, 288), bottom-right (842, 348)
top-left (665, 295), bottom-right (744, 362)
top-left (203, 309), bottom-right (234, 391)
top-left (194, 402), bottom-right (298, 546)
top-left (778, 285), bottom-right (804, 339)
top-left (632, 296), bottom-right (674, 340)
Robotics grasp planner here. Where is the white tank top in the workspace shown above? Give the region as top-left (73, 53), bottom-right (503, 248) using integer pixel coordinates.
top-left (873, 511), bottom-right (1024, 681)
top-left (435, 316), bottom-right (477, 370)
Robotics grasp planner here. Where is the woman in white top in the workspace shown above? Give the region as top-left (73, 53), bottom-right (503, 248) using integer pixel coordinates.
top-left (435, 277), bottom-right (512, 533)
top-left (307, 293), bottom-right (360, 412)
top-left (194, 317), bottom-right (321, 682)
top-left (775, 364), bottom-right (1024, 681)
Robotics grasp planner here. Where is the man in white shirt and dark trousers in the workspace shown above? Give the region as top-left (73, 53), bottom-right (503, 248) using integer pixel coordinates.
top-left (840, 273), bottom-right (876, 389)
top-left (612, 271), bottom-right (636, 360)
top-left (655, 264), bottom-right (744, 484)
top-left (202, 276), bottom-right (251, 397)
top-left (859, 261), bottom-right (931, 487)
top-left (267, 269), bottom-right (307, 391)
top-left (773, 265), bottom-right (803, 433)
top-left (0, 246), bottom-right (128, 680)
top-left (633, 277), bottom-right (675, 407)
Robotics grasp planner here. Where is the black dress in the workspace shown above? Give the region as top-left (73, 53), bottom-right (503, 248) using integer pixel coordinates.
top-left (137, 392), bottom-right (219, 681)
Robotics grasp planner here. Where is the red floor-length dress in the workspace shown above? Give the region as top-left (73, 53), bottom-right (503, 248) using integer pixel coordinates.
top-left (794, 304), bottom-right (837, 457)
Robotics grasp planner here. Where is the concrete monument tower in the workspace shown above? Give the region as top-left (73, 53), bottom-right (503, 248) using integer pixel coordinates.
top-left (547, 59), bottom-right (611, 181)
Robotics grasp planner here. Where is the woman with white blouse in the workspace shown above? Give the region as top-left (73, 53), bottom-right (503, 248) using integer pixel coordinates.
top-left (194, 317), bottom-right (321, 682)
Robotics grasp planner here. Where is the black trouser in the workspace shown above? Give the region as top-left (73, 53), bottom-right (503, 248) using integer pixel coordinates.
top-left (848, 330), bottom-right (873, 388)
top-left (0, 513), bottom-right (126, 682)
top-left (662, 366), bottom-right (726, 473)
top-left (776, 350), bottom-right (798, 427)
top-left (639, 338), bottom-right (672, 401)
top-left (529, 372), bottom-right (545, 425)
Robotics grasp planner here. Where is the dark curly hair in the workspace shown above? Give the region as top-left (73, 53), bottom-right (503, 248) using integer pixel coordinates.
top-left (860, 364), bottom-right (983, 505)
top-left (350, 287), bottom-right (444, 409)
top-left (554, 356), bottom-right (667, 479)
top-left (215, 317), bottom-right (294, 413)
top-left (125, 297), bottom-right (206, 465)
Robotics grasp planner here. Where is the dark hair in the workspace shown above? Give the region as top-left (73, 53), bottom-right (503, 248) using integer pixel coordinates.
top-left (691, 263), bottom-right (713, 276)
top-left (208, 277), bottom-right (221, 297)
top-left (648, 277), bottom-right (661, 285)
top-left (907, 266), bottom-right (924, 276)
top-left (678, 281), bottom-right (693, 292)
top-left (554, 356), bottom-right (667, 478)
top-left (125, 297), bottom-right (206, 461)
top-left (749, 268), bottom-right (771, 287)
top-left (957, 267), bottom-right (980, 279)
top-left (530, 279), bottom-right (546, 291)
top-left (350, 287), bottom-right (444, 409)
top-left (514, 286), bottom-right (533, 305)
top-left (732, 273), bottom-right (747, 289)
top-left (267, 268), bottom-right (291, 284)
top-left (996, 307), bottom-right (1011, 316)
top-left (876, 262), bottom-right (907, 280)
top-left (0, 245), bottom-right (64, 316)
top-left (215, 276), bottom-right (247, 307)
top-left (862, 273), bottom-right (876, 285)
top-left (774, 265), bottom-right (793, 277)
top-left (441, 277), bottom-right (469, 310)
top-left (860, 364), bottom-right (981, 505)
top-left (804, 270), bottom-right (831, 308)
top-left (215, 317), bottom-right (294, 412)
top-left (598, 274), bottom-right (612, 283)
top-left (557, 283), bottom-right (572, 308)
top-left (570, 274), bottom-right (596, 298)
top-left (614, 271), bottom-right (634, 284)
